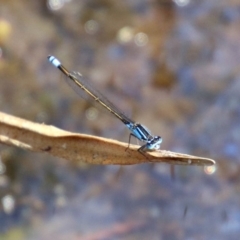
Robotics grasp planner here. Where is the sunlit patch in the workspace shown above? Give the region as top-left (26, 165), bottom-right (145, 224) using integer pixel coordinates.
top-left (85, 107), bottom-right (99, 121)
top-left (84, 20), bottom-right (99, 34)
top-left (117, 26), bottom-right (134, 43)
top-left (47, 0), bottom-right (65, 11)
top-left (2, 195), bottom-right (15, 214)
top-left (204, 165), bottom-right (217, 175)
top-left (173, 0), bottom-right (190, 7)
top-left (0, 19), bottom-right (12, 44)
top-left (134, 32), bottom-right (149, 47)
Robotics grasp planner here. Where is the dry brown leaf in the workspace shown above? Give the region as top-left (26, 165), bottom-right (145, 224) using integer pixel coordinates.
top-left (0, 111), bottom-right (215, 166)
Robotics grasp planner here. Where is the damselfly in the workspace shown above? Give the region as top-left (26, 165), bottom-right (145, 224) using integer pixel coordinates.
top-left (48, 55), bottom-right (162, 156)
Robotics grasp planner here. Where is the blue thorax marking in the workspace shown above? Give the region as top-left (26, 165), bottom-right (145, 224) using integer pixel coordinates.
top-left (125, 122), bottom-right (152, 141)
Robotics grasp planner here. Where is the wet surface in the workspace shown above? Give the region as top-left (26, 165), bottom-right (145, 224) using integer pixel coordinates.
top-left (0, 0), bottom-right (240, 239)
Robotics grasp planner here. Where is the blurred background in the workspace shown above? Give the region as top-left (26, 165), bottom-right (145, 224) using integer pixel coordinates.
top-left (0, 0), bottom-right (239, 239)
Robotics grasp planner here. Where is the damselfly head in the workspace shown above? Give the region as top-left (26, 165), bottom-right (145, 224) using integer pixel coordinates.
top-left (147, 136), bottom-right (162, 150)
